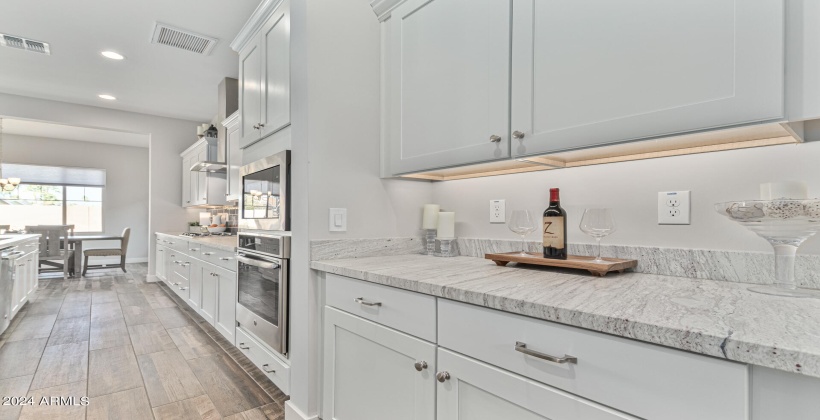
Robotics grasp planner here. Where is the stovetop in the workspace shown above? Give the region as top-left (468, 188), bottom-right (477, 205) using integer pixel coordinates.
top-left (179, 232), bottom-right (235, 237)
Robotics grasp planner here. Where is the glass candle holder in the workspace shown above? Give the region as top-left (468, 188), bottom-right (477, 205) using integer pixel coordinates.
top-left (424, 229), bottom-right (437, 255)
top-left (437, 238), bottom-right (455, 257)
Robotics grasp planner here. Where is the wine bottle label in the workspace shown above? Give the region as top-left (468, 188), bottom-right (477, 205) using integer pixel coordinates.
top-left (543, 216), bottom-right (565, 249)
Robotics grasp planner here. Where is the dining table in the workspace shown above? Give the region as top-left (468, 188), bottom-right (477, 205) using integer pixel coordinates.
top-left (67, 234), bottom-right (124, 277)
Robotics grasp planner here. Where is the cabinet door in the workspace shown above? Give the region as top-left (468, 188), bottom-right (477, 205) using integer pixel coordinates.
top-left (11, 258), bottom-right (26, 318)
top-left (215, 265), bottom-right (236, 344)
top-left (187, 260), bottom-right (203, 313)
top-left (225, 121), bottom-right (242, 202)
top-left (260, 0), bottom-right (291, 138)
top-left (387, 0), bottom-right (511, 174)
top-left (26, 254), bottom-right (37, 299)
top-left (239, 38), bottom-right (263, 148)
top-left (165, 251), bottom-right (178, 289)
top-left (182, 156), bottom-right (192, 207)
top-left (323, 307), bottom-right (435, 420)
top-left (195, 148), bottom-right (208, 206)
top-left (437, 348), bottom-right (637, 420)
top-left (200, 265), bottom-right (219, 326)
top-left (511, 0), bottom-right (784, 157)
top-left (155, 245), bottom-right (166, 281)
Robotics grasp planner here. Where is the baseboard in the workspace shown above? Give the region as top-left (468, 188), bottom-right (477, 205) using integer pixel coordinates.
top-left (285, 401), bottom-right (318, 420)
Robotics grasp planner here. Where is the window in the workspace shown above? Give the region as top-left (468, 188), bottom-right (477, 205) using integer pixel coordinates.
top-left (0, 163), bottom-right (106, 232)
top-left (0, 184), bottom-right (104, 232)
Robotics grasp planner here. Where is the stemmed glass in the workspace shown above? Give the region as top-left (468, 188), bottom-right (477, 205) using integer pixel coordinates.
top-left (508, 210), bottom-right (537, 255)
top-left (579, 208), bottom-right (616, 263)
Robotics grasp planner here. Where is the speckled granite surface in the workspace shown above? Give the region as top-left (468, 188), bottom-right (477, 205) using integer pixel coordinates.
top-left (156, 232), bottom-right (237, 252)
top-left (312, 253), bottom-right (820, 378)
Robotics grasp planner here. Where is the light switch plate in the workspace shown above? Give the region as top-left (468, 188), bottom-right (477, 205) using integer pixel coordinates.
top-left (490, 199), bottom-right (506, 223)
top-left (658, 191), bottom-right (690, 225)
top-left (329, 208), bottom-right (347, 232)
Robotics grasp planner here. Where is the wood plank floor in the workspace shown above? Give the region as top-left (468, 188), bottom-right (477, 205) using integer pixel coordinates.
top-left (0, 264), bottom-right (287, 420)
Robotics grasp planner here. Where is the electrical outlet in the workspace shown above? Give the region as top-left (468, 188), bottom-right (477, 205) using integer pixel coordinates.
top-left (658, 191), bottom-right (690, 225)
top-left (490, 199), bottom-right (505, 223)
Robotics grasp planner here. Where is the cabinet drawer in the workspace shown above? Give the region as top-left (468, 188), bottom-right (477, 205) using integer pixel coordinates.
top-left (165, 238), bottom-right (188, 253)
top-left (438, 299), bottom-right (748, 420)
top-left (236, 327), bottom-right (290, 395)
top-left (200, 246), bottom-right (237, 272)
top-left (326, 274), bottom-right (436, 342)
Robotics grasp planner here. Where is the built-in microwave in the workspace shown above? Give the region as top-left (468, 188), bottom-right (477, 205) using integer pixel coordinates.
top-left (239, 150), bottom-right (290, 231)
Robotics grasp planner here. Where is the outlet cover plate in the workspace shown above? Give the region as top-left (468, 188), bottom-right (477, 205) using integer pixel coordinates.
top-left (329, 208), bottom-right (347, 232)
top-left (658, 191), bottom-right (690, 225)
top-left (490, 199), bottom-right (505, 223)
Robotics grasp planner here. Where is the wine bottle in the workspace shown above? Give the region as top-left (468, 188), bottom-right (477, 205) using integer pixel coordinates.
top-left (543, 188), bottom-right (567, 259)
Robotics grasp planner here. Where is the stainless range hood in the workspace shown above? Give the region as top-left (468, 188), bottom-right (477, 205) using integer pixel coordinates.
top-left (189, 136), bottom-right (227, 173)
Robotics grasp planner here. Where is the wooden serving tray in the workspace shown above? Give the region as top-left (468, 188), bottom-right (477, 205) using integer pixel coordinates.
top-left (485, 252), bottom-right (637, 277)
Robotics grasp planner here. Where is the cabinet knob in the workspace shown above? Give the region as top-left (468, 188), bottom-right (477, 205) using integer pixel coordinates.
top-left (253, 124), bottom-right (260, 130)
top-left (512, 130), bottom-right (526, 140)
top-left (436, 372), bottom-right (450, 383)
top-left (414, 361), bottom-right (428, 372)
top-left (258, 123), bottom-right (265, 128)
top-left (489, 135), bottom-right (502, 143)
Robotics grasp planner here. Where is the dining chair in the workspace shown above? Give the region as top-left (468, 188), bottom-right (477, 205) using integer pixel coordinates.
top-left (82, 227), bottom-right (130, 276)
top-left (25, 225), bottom-right (73, 279)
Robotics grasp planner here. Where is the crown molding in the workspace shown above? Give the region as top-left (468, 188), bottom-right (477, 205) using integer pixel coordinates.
top-left (371, 0), bottom-right (407, 21)
top-left (230, 0), bottom-right (285, 52)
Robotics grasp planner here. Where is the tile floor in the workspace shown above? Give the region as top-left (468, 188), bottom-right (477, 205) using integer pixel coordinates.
top-left (0, 264), bottom-right (287, 420)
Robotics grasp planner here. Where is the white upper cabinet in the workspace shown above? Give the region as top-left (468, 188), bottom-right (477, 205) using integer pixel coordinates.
top-left (237, 0), bottom-right (291, 149)
top-left (180, 141), bottom-right (226, 208)
top-left (511, 0), bottom-right (785, 157)
top-left (386, 0), bottom-right (512, 175)
top-left (261, 1), bottom-right (291, 139)
top-left (240, 41), bottom-right (263, 148)
top-left (223, 112), bottom-right (242, 202)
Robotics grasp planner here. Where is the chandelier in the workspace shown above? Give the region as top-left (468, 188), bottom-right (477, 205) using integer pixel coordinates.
top-left (0, 118), bottom-right (20, 192)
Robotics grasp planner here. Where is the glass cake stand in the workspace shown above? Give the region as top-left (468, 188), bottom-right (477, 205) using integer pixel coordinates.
top-left (716, 200), bottom-right (820, 298)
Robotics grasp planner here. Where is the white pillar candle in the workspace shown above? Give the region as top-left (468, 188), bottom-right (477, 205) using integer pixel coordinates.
top-left (422, 204), bottom-right (440, 230)
top-left (760, 182), bottom-right (808, 200)
top-left (437, 212), bottom-right (455, 239)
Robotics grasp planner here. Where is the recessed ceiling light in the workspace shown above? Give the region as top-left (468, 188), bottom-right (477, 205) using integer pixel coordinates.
top-left (101, 51), bottom-right (124, 60)
top-left (98, 94), bottom-right (116, 100)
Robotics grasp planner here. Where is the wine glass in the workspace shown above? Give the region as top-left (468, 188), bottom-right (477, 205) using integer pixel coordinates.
top-left (579, 208), bottom-right (616, 263)
top-left (508, 210), bottom-right (537, 255)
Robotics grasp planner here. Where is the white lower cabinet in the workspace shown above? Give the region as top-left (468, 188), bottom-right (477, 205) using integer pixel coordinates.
top-left (322, 275), bottom-right (753, 420)
top-left (11, 249), bottom-right (37, 319)
top-left (155, 244), bottom-right (167, 281)
top-left (200, 265), bottom-right (219, 326)
top-left (322, 306), bottom-right (436, 420)
top-left (187, 259), bottom-right (203, 313)
top-left (215, 265), bottom-right (236, 345)
top-left (437, 348), bottom-right (635, 420)
top-left (236, 327), bottom-right (290, 394)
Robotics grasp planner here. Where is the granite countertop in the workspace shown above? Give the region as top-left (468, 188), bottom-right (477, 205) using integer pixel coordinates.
top-left (311, 254), bottom-right (820, 378)
top-left (0, 234), bottom-right (40, 250)
top-left (156, 232), bottom-right (237, 252)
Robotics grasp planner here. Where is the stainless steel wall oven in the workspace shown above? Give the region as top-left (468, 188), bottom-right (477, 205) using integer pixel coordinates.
top-left (236, 232), bottom-right (290, 355)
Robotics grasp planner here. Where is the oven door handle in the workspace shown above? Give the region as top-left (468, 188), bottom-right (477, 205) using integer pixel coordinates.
top-left (237, 254), bottom-right (280, 269)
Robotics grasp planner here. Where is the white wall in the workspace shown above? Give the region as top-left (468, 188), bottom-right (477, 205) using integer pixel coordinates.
top-left (0, 93), bottom-right (201, 276)
top-left (2, 134), bottom-right (149, 261)
top-left (433, 140), bottom-right (820, 254)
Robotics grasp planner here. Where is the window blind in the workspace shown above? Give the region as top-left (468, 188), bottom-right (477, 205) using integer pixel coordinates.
top-left (0, 163), bottom-right (106, 187)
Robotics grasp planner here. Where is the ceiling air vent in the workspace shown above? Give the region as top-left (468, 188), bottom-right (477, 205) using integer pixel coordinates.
top-left (0, 33), bottom-right (50, 54)
top-left (151, 23), bottom-right (217, 55)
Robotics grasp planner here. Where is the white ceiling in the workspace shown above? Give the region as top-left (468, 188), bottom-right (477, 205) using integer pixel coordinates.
top-left (0, 0), bottom-right (259, 122)
top-left (2, 118), bottom-right (149, 148)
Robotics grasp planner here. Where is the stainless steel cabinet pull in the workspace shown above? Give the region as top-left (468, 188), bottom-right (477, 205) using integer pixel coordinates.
top-left (158, 249), bottom-right (164, 252)
top-left (239, 343), bottom-right (250, 350)
top-left (179, 287), bottom-right (187, 291)
top-left (512, 130), bottom-right (526, 139)
top-left (203, 252), bottom-right (215, 256)
top-left (219, 257), bottom-right (233, 261)
top-left (414, 361), bottom-right (428, 371)
top-left (515, 341), bottom-right (577, 365)
top-left (489, 135), bottom-right (502, 143)
top-left (436, 372), bottom-right (450, 383)
top-left (189, 248), bottom-right (199, 252)
top-left (262, 364), bottom-right (275, 373)
top-left (354, 297), bottom-right (382, 307)
top-left (258, 123), bottom-right (265, 128)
